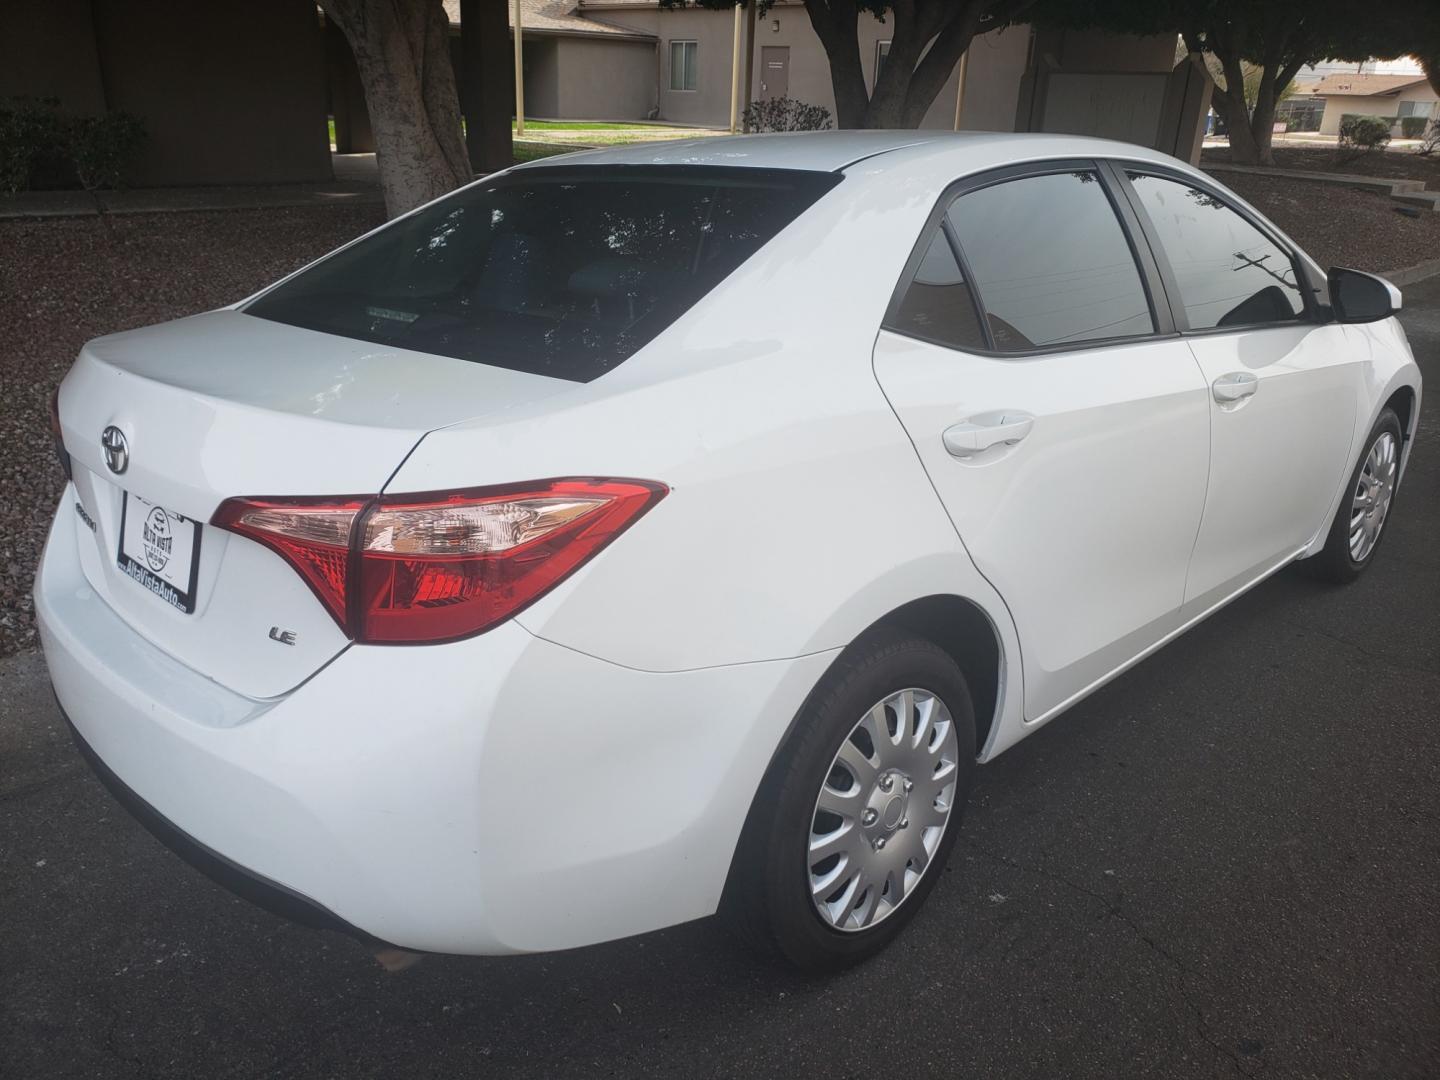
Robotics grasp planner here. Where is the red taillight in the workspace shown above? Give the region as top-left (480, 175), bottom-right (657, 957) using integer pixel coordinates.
top-left (211, 495), bottom-right (367, 629)
top-left (213, 479), bottom-right (667, 645)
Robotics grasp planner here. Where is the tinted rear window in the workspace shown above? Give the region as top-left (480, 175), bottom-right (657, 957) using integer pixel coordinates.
top-left (245, 166), bottom-right (839, 382)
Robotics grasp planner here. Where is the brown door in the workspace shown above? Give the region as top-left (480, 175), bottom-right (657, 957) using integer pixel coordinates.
top-left (760, 46), bottom-right (790, 100)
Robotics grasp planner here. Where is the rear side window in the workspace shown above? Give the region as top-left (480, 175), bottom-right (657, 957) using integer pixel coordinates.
top-left (1126, 172), bottom-right (1304, 330)
top-left (887, 228), bottom-right (987, 351)
top-left (245, 166), bottom-right (839, 382)
top-left (947, 171), bottom-right (1155, 351)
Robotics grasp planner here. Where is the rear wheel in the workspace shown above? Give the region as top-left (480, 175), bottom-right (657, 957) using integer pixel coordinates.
top-left (1305, 408), bottom-right (1402, 583)
top-left (722, 630), bottom-right (976, 971)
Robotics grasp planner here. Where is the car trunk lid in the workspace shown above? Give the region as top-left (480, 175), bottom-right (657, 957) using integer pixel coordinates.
top-left (56, 309), bottom-right (573, 698)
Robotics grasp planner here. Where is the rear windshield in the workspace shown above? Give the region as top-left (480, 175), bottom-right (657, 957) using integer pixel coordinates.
top-left (245, 165), bottom-right (839, 382)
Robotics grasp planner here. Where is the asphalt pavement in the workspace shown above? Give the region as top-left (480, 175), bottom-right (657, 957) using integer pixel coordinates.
top-left (2, 280), bottom-right (1438, 1080)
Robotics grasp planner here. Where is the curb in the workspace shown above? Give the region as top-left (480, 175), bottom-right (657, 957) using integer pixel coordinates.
top-left (1204, 160), bottom-right (1440, 216)
top-left (1381, 257), bottom-right (1440, 288)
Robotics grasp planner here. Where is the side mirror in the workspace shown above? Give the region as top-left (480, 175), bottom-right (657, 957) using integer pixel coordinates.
top-left (1328, 266), bottom-right (1402, 323)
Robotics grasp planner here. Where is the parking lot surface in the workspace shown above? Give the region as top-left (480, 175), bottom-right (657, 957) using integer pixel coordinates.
top-left (2, 279), bottom-right (1437, 1080)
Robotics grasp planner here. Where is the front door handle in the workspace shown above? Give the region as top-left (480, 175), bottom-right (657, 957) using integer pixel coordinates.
top-left (1212, 371), bottom-right (1259, 403)
top-left (943, 412), bottom-right (1035, 458)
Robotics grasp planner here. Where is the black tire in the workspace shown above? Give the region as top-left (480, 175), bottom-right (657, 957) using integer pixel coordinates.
top-left (1304, 407), bottom-right (1403, 584)
top-left (721, 628), bottom-right (976, 972)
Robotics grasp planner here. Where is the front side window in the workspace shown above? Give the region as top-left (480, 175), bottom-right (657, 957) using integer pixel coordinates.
top-left (887, 227), bottom-right (986, 351)
top-left (670, 40), bottom-right (698, 91)
top-left (1126, 172), bottom-right (1305, 330)
top-left (245, 167), bottom-right (838, 382)
top-left (946, 171), bottom-right (1155, 351)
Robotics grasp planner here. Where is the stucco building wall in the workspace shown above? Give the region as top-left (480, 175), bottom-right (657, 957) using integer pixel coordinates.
top-left (1317, 86), bottom-right (1439, 135)
top-left (552, 37), bottom-right (657, 120)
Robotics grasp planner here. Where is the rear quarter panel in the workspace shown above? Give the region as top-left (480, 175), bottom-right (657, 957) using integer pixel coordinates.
top-left (386, 161), bottom-right (1009, 674)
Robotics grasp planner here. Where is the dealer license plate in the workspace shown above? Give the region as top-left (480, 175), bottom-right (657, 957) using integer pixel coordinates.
top-left (117, 493), bottom-right (202, 613)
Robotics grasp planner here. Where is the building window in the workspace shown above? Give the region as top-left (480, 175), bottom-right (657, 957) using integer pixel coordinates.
top-left (1398, 100), bottom-right (1434, 120)
top-left (670, 40), bottom-right (698, 92)
top-left (875, 40), bottom-right (891, 88)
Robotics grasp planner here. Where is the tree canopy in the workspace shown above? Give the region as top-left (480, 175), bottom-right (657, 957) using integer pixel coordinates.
top-left (1037, 0), bottom-right (1438, 163)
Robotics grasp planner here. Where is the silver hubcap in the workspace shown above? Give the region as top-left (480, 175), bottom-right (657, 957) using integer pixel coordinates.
top-left (807, 688), bottom-right (961, 932)
top-left (1349, 430), bottom-right (1398, 563)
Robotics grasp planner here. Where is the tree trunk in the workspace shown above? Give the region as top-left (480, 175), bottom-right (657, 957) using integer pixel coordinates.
top-left (1210, 82), bottom-right (1261, 164)
top-left (321, 0), bottom-right (471, 217)
top-left (800, 0), bottom-right (1029, 130)
top-left (803, 0), bottom-right (870, 128)
top-left (1248, 66), bottom-right (1280, 166)
top-left (1208, 43), bottom-right (1262, 165)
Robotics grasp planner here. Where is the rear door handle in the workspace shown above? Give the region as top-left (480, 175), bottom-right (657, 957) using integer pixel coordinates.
top-left (1212, 371), bottom-right (1258, 403)
top-left (942, 412), bottom-right (1035, 458)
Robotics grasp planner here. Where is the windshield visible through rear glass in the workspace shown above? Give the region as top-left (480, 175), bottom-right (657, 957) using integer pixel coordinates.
top-left (245, 166), bottom-right (840, 383)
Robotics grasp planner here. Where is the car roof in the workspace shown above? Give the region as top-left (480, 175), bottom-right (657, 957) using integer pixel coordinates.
top-left (512, 130), bottom-right (1190, 175)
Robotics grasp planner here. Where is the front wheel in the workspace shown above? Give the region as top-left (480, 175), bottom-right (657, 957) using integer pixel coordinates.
top-left (722, 630), bottom-right (976, 971)
top-left (1305, 408), bottom-right (1403, 584)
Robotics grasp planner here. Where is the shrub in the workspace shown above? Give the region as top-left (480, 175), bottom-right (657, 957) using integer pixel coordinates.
top-left (742, 97), bottom-right (833, 133)
top-left (1335, 114), bottom-right (1392, 163)
top-left (66, 112), bottom-right (146, 191)
top-left (1399, 115), bottom-right (1430, 139)
top-left (0, 97), bottom-right (65, 194)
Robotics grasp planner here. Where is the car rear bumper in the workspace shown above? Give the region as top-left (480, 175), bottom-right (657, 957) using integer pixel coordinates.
top-left (36, 491), bottom-right (837, 954)
top-left (61, 705), bottom-right (381, 942)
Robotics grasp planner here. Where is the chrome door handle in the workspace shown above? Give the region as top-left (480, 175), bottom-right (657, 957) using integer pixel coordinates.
top-left (943, 412), bottom-right (1035, 458)
top-left (1212, 371), bottom-right (1258, 403)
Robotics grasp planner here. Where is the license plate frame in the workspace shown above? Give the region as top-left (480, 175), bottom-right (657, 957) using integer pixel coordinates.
top-left (116, 493), bottom-right (202, 614)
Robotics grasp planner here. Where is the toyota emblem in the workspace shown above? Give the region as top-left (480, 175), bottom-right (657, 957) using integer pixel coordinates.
top-left (101, 426), bottom-right (129, 475)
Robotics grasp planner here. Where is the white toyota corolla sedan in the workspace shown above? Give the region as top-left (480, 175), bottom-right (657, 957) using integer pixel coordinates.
top-left (40, 132), bottom-right (1420, 970)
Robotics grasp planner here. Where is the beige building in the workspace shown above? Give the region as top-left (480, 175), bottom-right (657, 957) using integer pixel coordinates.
top-left (1, 0), bottom-right (1212, 188)
top-left (505, 1), bottom-right (1210, 161)
top-left (1299, 73), bottom-right (1438, 136)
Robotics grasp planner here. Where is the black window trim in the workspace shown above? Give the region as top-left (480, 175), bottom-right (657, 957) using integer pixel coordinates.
top-left (882, 158), bottom-right (1178, 360)
top-left (1105, 159), bottom-right (1325, 335)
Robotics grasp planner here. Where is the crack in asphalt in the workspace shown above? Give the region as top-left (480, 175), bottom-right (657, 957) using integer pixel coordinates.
top-left (0, 761), bottom-right (84, 803)
top-left (970, 843), bottom-right (1272, 1079)
top-left (1281, 618), bottom-right (1440, 680)
top-left (102, 1006), bottom-right (149, 1077)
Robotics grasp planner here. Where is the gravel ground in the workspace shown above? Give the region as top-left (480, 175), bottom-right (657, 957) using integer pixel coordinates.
top-left (1205, 168), bottom-right (1440, 272)
top-left (1202, 144), bottom-right (1440, 189)
top-left (0, 204), bottom-right (384, 656)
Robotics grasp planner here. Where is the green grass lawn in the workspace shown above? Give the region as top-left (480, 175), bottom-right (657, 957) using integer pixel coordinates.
top-left (512, 120), bottom-right (670, 131)
top-left (512, 141), bottom-right (583, 164)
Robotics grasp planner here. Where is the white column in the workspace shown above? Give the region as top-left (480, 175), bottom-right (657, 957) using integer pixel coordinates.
top-left (730, 4), bottom-right (744, 133)
top-left (513, 0), bottom-right (526, 137)
top-left (953, 51), bottom-right (969, 131)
